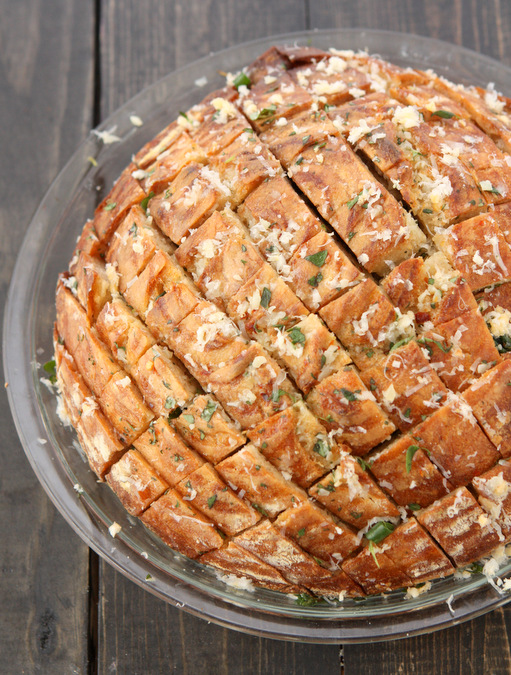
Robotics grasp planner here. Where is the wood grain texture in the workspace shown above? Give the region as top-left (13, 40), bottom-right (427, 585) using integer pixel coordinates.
top-left (344, 608), bottom-right (511, 675)
top-left (308, 0), bottom-right (511, 64)
top-left (0, 0), bottom-right (94, 672)
top-left (99, 564), bottom-right (341, 675)
top-left (99, 0), bottom-right (308, 116)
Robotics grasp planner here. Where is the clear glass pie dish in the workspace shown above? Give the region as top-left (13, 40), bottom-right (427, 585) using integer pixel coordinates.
top-left (5, 28), bottom-right (511, 643)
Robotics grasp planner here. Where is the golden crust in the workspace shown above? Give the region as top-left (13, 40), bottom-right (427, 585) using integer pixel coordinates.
top-left (132, 418), bottom-right (204, 488)
top-left (306, 368), bottom-right (396, 454)
top-left (369, 434), bottom-right (452, 509)
top-left (216, 444), bottom-right (307, 517)
top-left (309, 452), bottom-right (400, 529)
top-left (141, 490), bottom-right (224, 559)
top-left (106, 449), bottom-right (168, 516)
top-left (417, 487), bottom-right (502, 567)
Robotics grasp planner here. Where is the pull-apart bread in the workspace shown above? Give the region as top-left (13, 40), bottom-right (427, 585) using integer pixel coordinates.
top-left (55, 45), bottom-right (511, 599)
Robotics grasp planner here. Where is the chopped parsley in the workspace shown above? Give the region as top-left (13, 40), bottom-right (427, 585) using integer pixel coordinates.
top-left (431, 110), bottom-right (457, 119)
top-left (43, 359), bottom-right (57, 384)
top-left (255, 104), bottom-right (277, 120)
top-left (207, 494), bottom-right (217, 509)
top-left (260, 286), bottom-right (272, 309)
top-left (418, 336), bottom-right (452, 354)
top-left (140, 191), bottom-right (155, 211)
top-left (271, 388), bottom-right (288, 403)
top-left (308, 271), bottom-right (323, 287)
top-left (305, 250), bottom-right (328, 267)
top-left (347, 192), bottom-right (361, 209)
top-left (182, 414), bottom-right (195, 425)
top-left (356, 457), bottom-right (372, 471)
top-left (201, 399), bottom-right (217, 422)
top-left (368, 540), bottom-right (380, 568)
top-left (164, 396), bottom-right (176, 410)
top-left (365, 521), bottom-right (395, 543)
top-left (233, 72), bottom-right (251, 89)
top-left (312, 438), bottom-right (329, 458)
top-left (295, 593), bottom-right (324, 607)
top-left (405, 445), bottom-right (420, 473)
top-left (287, 326), bottom-right (306, 345)
top-left (339, 388), bottom-right (359, 402)
top-left (104, 201), bottom-right (117, 211)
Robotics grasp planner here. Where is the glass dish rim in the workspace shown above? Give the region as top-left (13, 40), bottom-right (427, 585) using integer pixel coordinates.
top-left (5, 27), bottom-right (511, 643)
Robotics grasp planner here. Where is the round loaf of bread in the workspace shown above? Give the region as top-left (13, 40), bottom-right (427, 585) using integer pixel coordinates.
top-left (54, 44), bottom-right (511, 599)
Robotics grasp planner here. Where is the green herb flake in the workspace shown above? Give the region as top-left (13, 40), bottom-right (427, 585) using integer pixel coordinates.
top-left (418, 336), bottom-right (452, 354)
top-left (207, 494), bottom-right (217, 509)
top-left (104, 201), bottom-right (117, 212)
top-left (312, 438), bottom-right (328, 458)
top-left (295, 593), bottom-right (323, 607)
top-left (340, 388), bottom-right (359, 402)
top-left (129, 222), bottom-right (138, 237)
top-left (145, 574), bottom-right (153, 581)
top-left (287, 326), bottom-right (306, 345)
top-left (271, 388), bottom-right (288, 403)
top-left (201, 399), bottom-right (217, 422)
top-left (43, 359), bottom-right (57, 383)
top-left (297, 528), bottom-right (306, 538)
top-left (432, 110), bottom-right (457, 119)
top-left (164, 396), bottom-right (176, 410)
top-left (389, 336), bottom-right (413, 352)
top-left (365, 521), bottom-right (395, 544)
top-left (357, 457), bottom-right (372, 471)
top-left (347, 192), bottom-right (361, 209)
top-left (368, 540), bottom-right (380, 568)
top-left (252, 503), bottom-right (269, 517)
top-left (260, 286), bottom-right (272, 309)
top-left (408, 503), bottom-right (421, 511)
top-left (182, 414), bottom-right (195, 425)
top-left (422, 208), bottom-right (433, 214)
top-left (405, 445), bottom-right (420, 473)
top-left (308, 271), bottom-right (323, 287)
top-left (233, 72), bottom-right (251, 89)
top-left (302, 134), bottom-right (311, 145)
top-left (140, 191), bottom-right (155, 211)
top-left (305, 250), bottom-right (328, 267)
top-left (255, 104), bottom-right (277, 120)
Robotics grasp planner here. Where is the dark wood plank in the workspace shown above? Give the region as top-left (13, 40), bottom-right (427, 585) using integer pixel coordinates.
top-left (308, 0), bottom-right (511, 65)
top-left (96, 1), bottom-right (340, 673)
top-left (0, 0), bottom-right (94, 673)
top-left (344, 608), bottom-right (511, 675)
top-left (308, 3), bottom-right (511, 673)
top-left (99, 563), bottom-right (342, 675)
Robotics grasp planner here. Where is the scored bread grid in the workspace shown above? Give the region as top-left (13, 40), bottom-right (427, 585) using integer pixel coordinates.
top-left (56, 45), bottom-right (509, 596)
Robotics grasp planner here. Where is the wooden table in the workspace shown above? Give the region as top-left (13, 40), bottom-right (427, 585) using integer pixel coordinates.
top-left (2, 1), bottom-right (511, 672)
